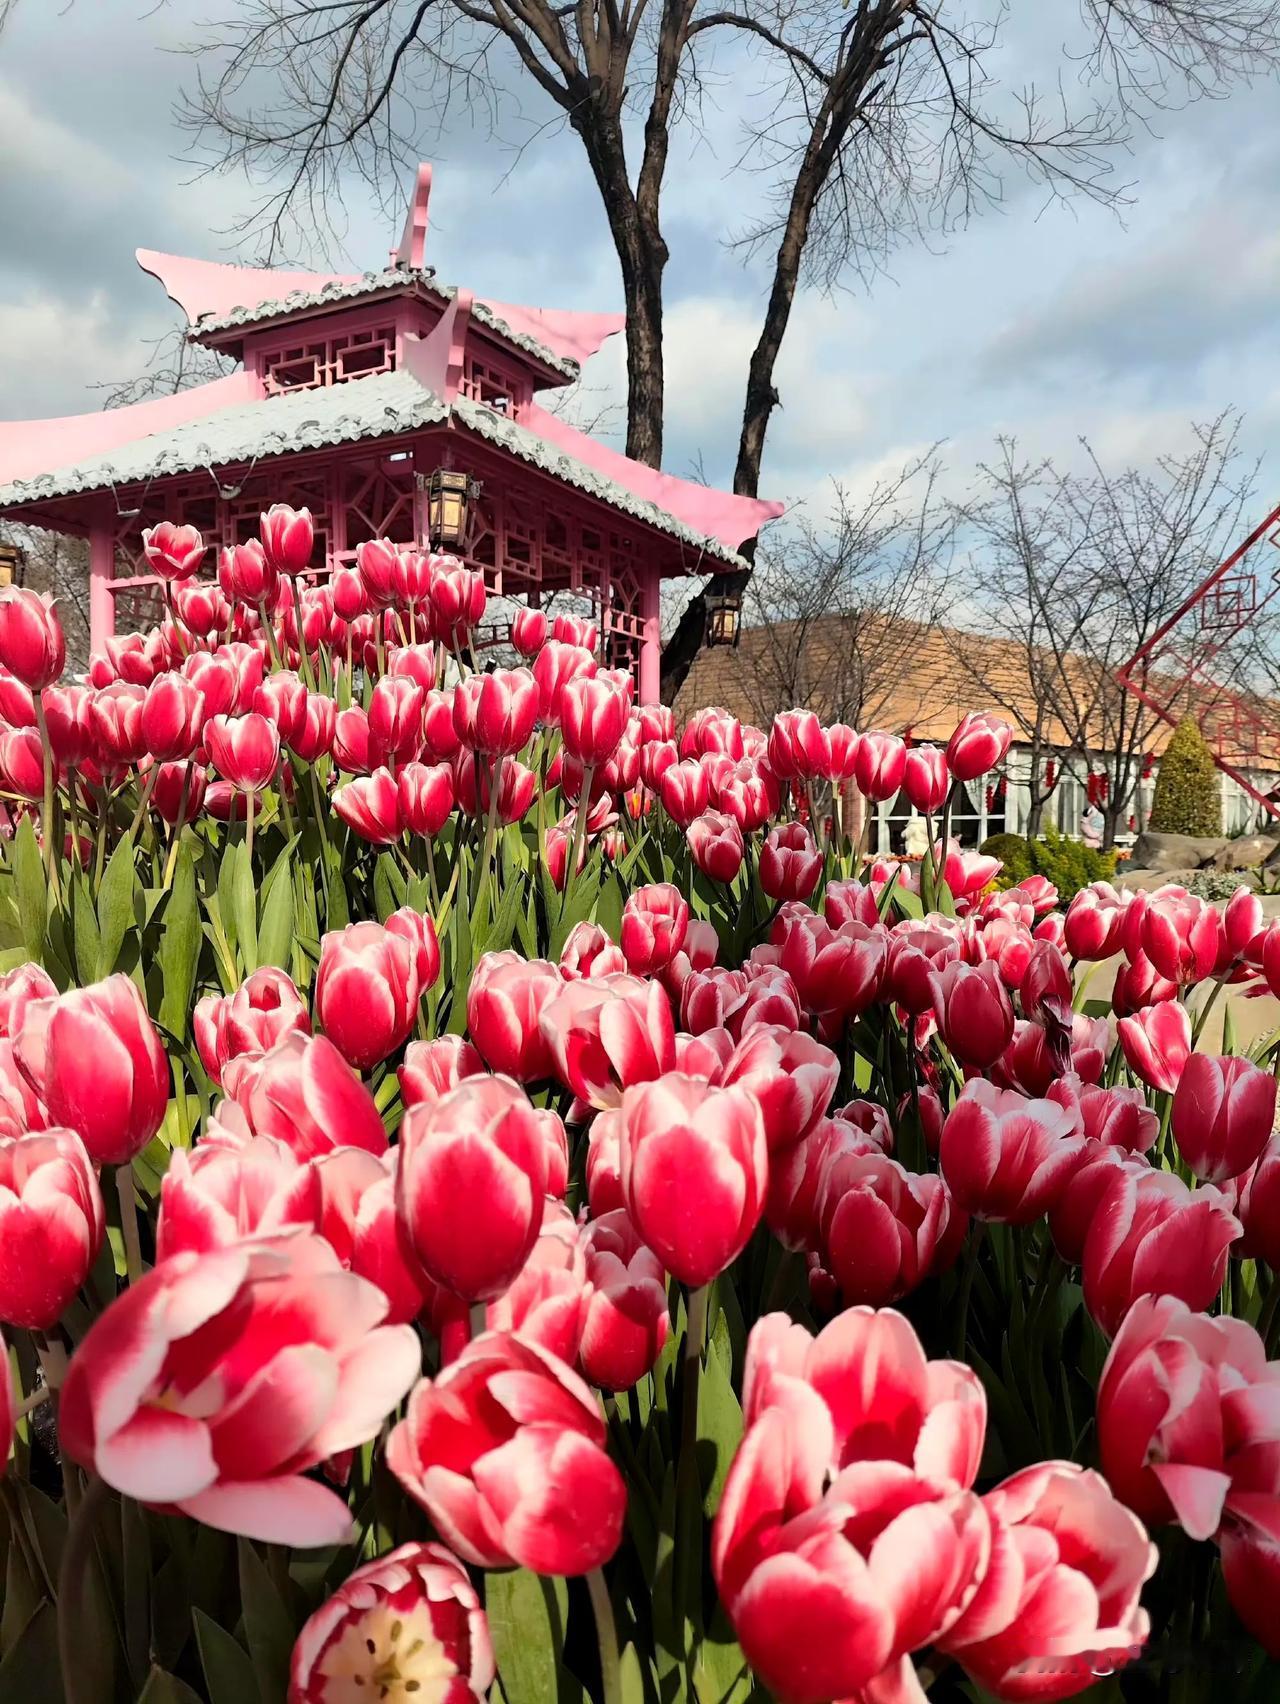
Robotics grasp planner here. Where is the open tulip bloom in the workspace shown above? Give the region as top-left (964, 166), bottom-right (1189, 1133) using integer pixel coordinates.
top-left (4, 511), bottom-right (1280, 1702)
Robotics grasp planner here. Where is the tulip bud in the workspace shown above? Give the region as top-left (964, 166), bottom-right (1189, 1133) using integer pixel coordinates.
top-left (467, 951), bottom-right (560, 1081)
top-left (853, 730), bottom-right (907, 802)
top-left (398, 1076), bottom-right (549, 1300)
top-left (1141, 885), bottom-right (1225, 984)
top-left (767, 709), bottom-right (829, 779)
top-left (941, 1079), bottom-right (1086, 1224)
top-left (218, 539), bottom-right (278, 608)
top-left (156, 1135), bottom-right (320, 1262)
top-left (559, 675), bottom-right (628, 767)
top-left (452, 667), bottom-right (537, 756)
top-left (686, 809), bottom-right (744, 882)
top-left (141, 671), bottom-right (205, 761)
top-left (619, 1073), bottom-right (768, 1286)
top-left (1063, 881), bottom-right (1131, 960)
top-left (91, 681), bottom-right (148, 764)
top-left (815, 1147), bottom-right (965, 1305)
top-left (929, 959), bottom-right (1014, 1068)
top-left (333, 768), bottom-right (403, 843)
top-left (369, 675), bottom-right (425, 762)
top-left (258, 503), bottom-right (314, 575)
top-left (398, 1034), bottom-right (486, 1110)
top-left (0, 587), bottom-right (65, 689)
top-left (510, 606), bottom-right (548, 657)
top-left (946, 711), bottom-right (1012, 780)
top-left (902, 745), bottom-right (949, 814)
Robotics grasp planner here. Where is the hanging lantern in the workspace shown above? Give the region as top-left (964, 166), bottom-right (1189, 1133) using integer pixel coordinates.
top-left (704, 587), bottom-right (743, 649)
top-left (0, 540), bottom-right (23, 588)
top-left (985, 784), bottom-right (996, 812)
top-left (1044, 759), bottom-right (1058, 791)
top-left (423, 468), bottom-right (481, 550)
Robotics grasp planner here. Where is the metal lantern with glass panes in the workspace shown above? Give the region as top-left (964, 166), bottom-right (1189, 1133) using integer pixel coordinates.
top-left (705, 587), bottom-right (743, 649)
top-left (423, 469), bottom-right (481, 551)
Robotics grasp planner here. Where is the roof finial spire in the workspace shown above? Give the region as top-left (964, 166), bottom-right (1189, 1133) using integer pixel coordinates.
top-left (394, 164), bottom-right (433, 270)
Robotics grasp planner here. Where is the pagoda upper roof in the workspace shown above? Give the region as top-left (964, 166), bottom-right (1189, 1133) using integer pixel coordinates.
top-left (137, 249), bottom-right (619, 382)
top-left (0, 365), bottom-right (779, 567)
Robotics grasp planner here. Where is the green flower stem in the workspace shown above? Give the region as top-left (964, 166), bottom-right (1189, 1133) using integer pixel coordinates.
top-left (56, 1472), bottom-right (111, 1704)
top-left (587, 1567), bottom-right (622, 1704)
top-left (32, 694), bottom-right (61, 903)
top-left (675, 1283), bottom-right (709, 1673)
top-left (115, 1164), bottom-right (143, 1285)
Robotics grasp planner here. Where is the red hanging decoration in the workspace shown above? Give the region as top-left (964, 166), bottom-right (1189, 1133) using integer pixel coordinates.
top-left (1141, 751), bottom-right (1155, 780)
top-left (1044, 759), bottom-right (1058, 791)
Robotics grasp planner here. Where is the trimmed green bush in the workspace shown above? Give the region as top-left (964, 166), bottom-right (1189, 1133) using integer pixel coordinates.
top-left (982, 823), bottom-right (1117, 904)
top-left (1148, 718), bottom-right (1221, 836)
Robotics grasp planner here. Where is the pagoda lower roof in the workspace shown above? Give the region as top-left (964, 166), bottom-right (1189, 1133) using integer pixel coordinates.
top-left (0, 369), bottom-right (754, 568)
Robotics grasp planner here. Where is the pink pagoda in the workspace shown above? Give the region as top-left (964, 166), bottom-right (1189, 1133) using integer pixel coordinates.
top-left (0, 164), bottom-right (780, 702)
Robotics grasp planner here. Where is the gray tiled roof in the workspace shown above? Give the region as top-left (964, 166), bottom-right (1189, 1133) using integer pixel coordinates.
top-left (190, 266), bottom-right (581, 381)
top-left (0, 370), bottom-right (745, 567)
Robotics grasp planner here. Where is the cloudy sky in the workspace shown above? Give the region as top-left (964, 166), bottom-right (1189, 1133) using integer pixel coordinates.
top-left (2, 0), bottom-right (1279, 534)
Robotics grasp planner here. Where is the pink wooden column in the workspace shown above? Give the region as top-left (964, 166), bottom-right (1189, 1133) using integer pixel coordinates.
top-left (88, 518), bottom-right (115, 658)
top-left (639, 569), bottom-right (662, 706)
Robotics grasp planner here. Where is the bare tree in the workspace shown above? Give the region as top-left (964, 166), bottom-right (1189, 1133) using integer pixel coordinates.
top-left (90, 326), bottom-right (234, 411)
top-left (181, 0), bottom-right (1280, 691)
top-left (951, 415), bottom-right (1261, 847)
top-left (734, 451), bottom-right (955, 727)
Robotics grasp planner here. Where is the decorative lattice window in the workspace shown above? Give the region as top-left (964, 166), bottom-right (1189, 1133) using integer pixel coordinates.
top-left (261, 325), bottom-right (397, 394)
top-left (461, 355), bottom-right (526, 415)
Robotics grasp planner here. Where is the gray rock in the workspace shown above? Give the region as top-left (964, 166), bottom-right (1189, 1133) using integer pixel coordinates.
top-left (1131, 831), bottom-right (1227, 873)
top-left (1116, 866), bottom-right (1198, 892)
top-left (1207, 834), bottom-right (1280, 871)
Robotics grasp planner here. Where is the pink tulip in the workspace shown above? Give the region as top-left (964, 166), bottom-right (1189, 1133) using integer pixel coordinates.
top-left (0, 1129), bottom-right (104, 1329)
top-left (485, 1199), bottom-right (588, 1362)
top-left (638, 737), bottom-right (678, 793)
top-left (315, 920), bottom-right (421, 1071)
top-left (1116, 998), bottom-right (1191, 1093)
top-left (853, 730), bottom-right (908, 801)
top-left (619, 1073), bottom-right (768, 1286)
top-left (1074, 1080), bottom-right (1159, 1152)
top-left (549, 925), bottom-right (617, 985)
top-left (713, 756), bottom-right (780, 832)
top-left (312, 1148), bottom-right (428, 1326)
top-left (686, 809), bottom-right (744, 881)
top-left (1097, 1295), bottom-right (1263, 1542)
top-left (332, 705), bottom-right (378, 774)
top-left (142, 520), bottom-right (206, 581)
top-left (539, 973), bottom-right (675, 1110)
top-left (712, 1309), bottom-right (989, 1704)
top-left (766, 709), bottom-right (829, 780)
top-left (385, 905), bottom-right (441, 993)
top-left (946, 711), bottom-right (1012, 781)
top-left (1171, 1051), bottom-right (1276, 1185)
top-left (259, 503), bottom-right (314, 575)
top-left (251, 671), bottom-right (306, 745)
top-left (533, 640), bottom-right (596, 723)
top-left (1224, 883), bottom-right (1265, 961)
top-left (715, 1024), bottom-right (839, 1153)
top-left (288, 1540), bottom-right (494, 1704)
top-left (225, 1032), bottom-right (388, 1160)
top-left (452, 667), bottom-right (537, 756)
top-left (452, 750), bottom-right (536, 824)
top-left (903, 744), bottom-right (949, 813)
top-left (823, 877), bottom-right (880, 929)
top-left (578, 1209), bottom-right (670, 1391)
top-left (510, 606), bottom-right (548, 656)
top-left (398, 1034), bottom-right (486, 1109)
top-left (0, 587), bottom-right (65, 689)
top-left (823, 721), bottom-right (860, 782)
top-left (1082, 1167), bottom-right (1241, 1336)
top-left (429, 564), bottom-right (486, 646)
top-left (620, 883), bottom-right (688, 975)
top-left (397, 1076), bottom-right (548, 1301)
top-left (40, 682), bottom-right (93, 764)
top-left (466, 951), bottom-right (560, 1081)
top-left (552, 612), bottom-right (599, 650)
top-left (940, 1463), bottom-right (1154, 1699)
top-left (333, 768), bottom-right (404, 843)
top-left (764, 1112), bottom-right (878, 1250)
top-left (558, 674), bottom-right (628, 767)
top-left (816, 1147), bottom-right (965, 1305)
top-left (218, 539), bottom-right (278, 608)
top-left (368, 675), bottom-right (425, 762)
top-left (141, 671), bottom-right (205, 761)
top-left (90, 681), bottom-right (148, 764)
top-left (15, 974), bottom-right (168, 1166)
top-left (886, 920), bottom-right (962, 1014)
top-left (355, 538), bottom-right (397, 608)
top-left (1229, 1133), bottom-right (1280, 1267)
top-left (150, 760), bottom-right (206, 825)
top-left (0, 670), bottom-right (37, 729)
top-left (386, 1330), bottom-right (625, 1574)
top-left (1111, 950), bottom-right (1179, 1017)
top-left (193, 965), bottom-right (311, 1086)
top-left (105, 630), bottom-right (163, 688)
top-left (930, 958), bottom-right (1014, 1068)
top-left (0, 962), bottom-right (56, 1040)
top-left (61, 1236), bottom-right (419, 1543)
top-left (1048, 1141), bottom-right (1148, 1265)
top-left (760, 822), bottom-right (823, 902)
top-left (1141, 885), bottom-right (1225, 984)
top-left (658, 756), bottom-right (710, 826)
top-left (779, 912), bottom-right (888, 1018)
top-left (156, 1135), bottom-right (320, 1262)
top-left (393, 760), bottom-right (452, 837)
top-left (206, 710), bottom-right (280, 792)
top-left (941, 1080), bottom-right (1086, 1224)
top-left (180, 650), bottom-right (237, 718)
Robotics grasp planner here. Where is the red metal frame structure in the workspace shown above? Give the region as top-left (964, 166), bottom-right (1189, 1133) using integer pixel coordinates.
top-left (1115, 499), bottom-right (1280, 817)
top-left (0, 163), bottom-right (782, 703)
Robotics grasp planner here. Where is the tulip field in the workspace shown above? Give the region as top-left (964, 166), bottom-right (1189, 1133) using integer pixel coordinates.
top-left (1, 507), bottom-right (1280, 1704)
